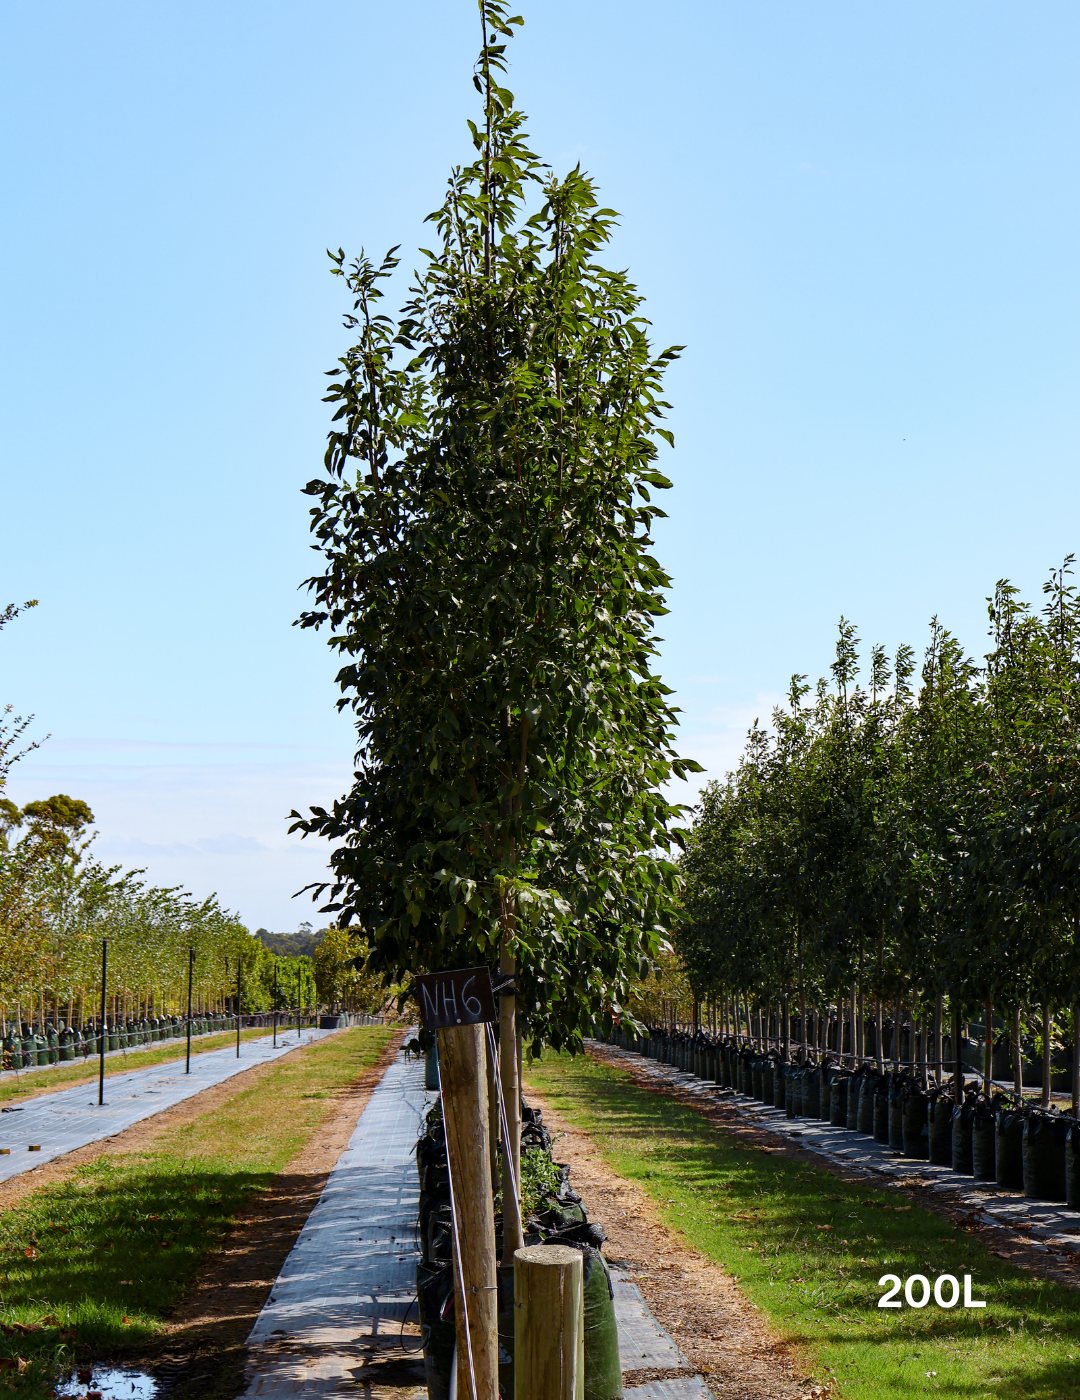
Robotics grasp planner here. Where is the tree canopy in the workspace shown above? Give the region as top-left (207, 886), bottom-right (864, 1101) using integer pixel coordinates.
top-left (292, 0), bottom-right (696, 1052)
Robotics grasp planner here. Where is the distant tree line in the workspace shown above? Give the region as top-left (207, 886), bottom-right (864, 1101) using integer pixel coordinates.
top-left (676, 559), bottom-right (1080, 1111)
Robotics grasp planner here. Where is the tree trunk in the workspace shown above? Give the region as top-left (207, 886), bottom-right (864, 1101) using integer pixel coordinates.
top-left (1013, 1005), bottom-right (1023, 1098)
top-left (1042, 1004), bottom-right (1052, 1108)
top-left (935, 993), bottom-right (943, 1087)
top-left (799, 977), bottom-right (807, 1061)
top-left (893, 997), bottom-right (902, 1069)
top-left (953, 999), bottom-right (964, 1105)
top-left (438, 1024), bottom-right (499, 1400)
top-left (1073, 1003), bottom-right (1080, 1120)
top-left (984, 997), bottom-right (993, 1099)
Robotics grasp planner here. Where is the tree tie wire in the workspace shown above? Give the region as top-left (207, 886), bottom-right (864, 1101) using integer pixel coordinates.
top-left (433, 1037), bottom-right (479, 1400)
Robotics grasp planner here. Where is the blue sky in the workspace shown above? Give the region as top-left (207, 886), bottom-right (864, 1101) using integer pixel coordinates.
top-left (3, 2), bottom-right (1079, 929)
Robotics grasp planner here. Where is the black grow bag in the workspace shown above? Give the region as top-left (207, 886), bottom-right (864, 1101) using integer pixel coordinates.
top-left (773, 1061), bottom-right (786, 1111)
top-left (888, 1078), bottom-right (907, 1152)
top-left (830, 1075), bottom-right (850, 1128)
top-left (857, 1075), bottom-right (876, 1136)
top-left (995, 1109), bottom-right (1026, 1189)
top-left (902, 1088), bottom-right (929, 1159)
top-left (786, 1067), bottom-right (803, 1119)
top-left (803, 1069), bottom-right (820, 1117)
top-left (927, 1094), bottom-right (953, 1167)
top-left (1023, 1114), bottom-right (1068, 1202)
top-left (819, 1062), bottom-right (836, 1121)
top-left (971, 1104), bottom-right (996, 1180)
top-left (761, 1060), bottom-right (774, 1103)
top-left (846, 1072), bottom-right (863, 1131)
top-left (873, 1078), bottom-right (891, 1143)
top-left (951, 1101), bottom-right (975, 1175)
top-left (1066, 1124), bottom-right (1080, 1209)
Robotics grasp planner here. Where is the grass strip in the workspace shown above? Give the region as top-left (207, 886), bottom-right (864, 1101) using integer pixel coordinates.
top-left (0, 1025), bottom-right (394, 1397)
top-left (0, 1027), bottom-right (291, 1107)
top-left (524, 1049), bottom-right (1080, 1400)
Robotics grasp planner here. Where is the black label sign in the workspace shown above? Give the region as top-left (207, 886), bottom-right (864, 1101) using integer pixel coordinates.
top-left (416, 966), bottom-right (497, 1031)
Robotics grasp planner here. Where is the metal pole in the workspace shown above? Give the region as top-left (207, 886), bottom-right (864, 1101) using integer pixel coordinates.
top-left (273, 962), bottom-right (278, 1047)
top-left (186, 947), bottom-right (194, 1074)
top-left (237, 953), bottom-right (242, 1059)
top-left (98, 938), bottom-right (107, 1106)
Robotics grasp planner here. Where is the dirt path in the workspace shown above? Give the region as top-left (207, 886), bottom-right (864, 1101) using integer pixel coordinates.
top-left (523, 1082), bottom-right (808, 1400)
top-left (585, 1041), bottom-right (1080, 1293)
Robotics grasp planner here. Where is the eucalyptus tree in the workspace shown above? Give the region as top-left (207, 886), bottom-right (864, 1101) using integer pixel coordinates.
top-left (293, 0), bottom-right (692, 1191)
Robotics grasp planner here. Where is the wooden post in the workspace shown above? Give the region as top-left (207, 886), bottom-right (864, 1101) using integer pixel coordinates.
top-left (438, 1024), bottom-right (499, 1400)
top-left (513, 1244), bottom-right (583, 1400)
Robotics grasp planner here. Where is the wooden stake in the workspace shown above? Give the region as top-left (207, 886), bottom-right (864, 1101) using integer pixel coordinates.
top-left (513, 1244), bottom-right (583, 1400)
top-left (438, 1024), bottom-right (499, 1400)
top-left (500, 941), bottom-right (524, 1261)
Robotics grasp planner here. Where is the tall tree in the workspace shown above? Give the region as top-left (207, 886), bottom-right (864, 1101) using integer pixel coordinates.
top-left (293, 0), bottom-right (693, 1270)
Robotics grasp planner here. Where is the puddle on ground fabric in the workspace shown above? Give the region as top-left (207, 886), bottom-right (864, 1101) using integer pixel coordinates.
top-left (56, 1366), bottom-right (158, 1398)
